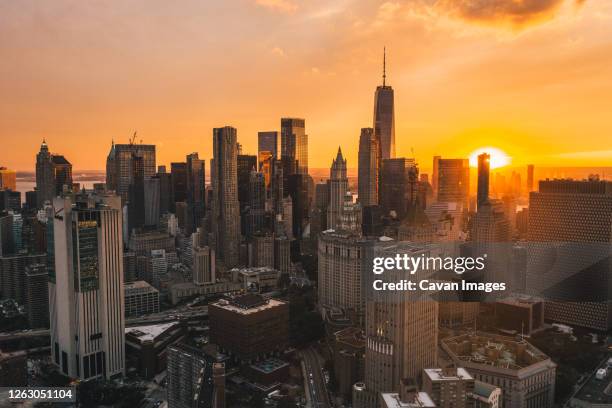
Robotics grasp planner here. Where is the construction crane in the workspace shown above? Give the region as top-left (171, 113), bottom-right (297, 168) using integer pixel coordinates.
top-left (129, 131), bottom-right (137, 145)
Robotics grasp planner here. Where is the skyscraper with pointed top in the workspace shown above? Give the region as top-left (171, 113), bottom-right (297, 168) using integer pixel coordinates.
top-left (327, 147), bottom-right (348, 229)
top-left (373, 48), bottom-right (396, 161)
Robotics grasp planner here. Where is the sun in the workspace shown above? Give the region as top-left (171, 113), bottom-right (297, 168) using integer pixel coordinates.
top-left (469, 147), bottom-right (510, 169)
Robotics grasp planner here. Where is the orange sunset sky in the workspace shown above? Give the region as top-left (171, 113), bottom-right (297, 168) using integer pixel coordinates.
top-left (1, 0), bottom-right (611, 171)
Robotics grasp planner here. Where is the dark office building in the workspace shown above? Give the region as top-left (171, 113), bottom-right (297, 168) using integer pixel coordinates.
top-left (128, 155), bottom-right (146, 233)
top-left (186, 153), bottom-right (205, 233)
top-left (379, 158), bottom-right (417, 220)
top-left (209, 294), bottom-right (289, 362)
top-left (258, 131), bottom-right (279, 160)
top-left (156, 170), bottom-right (173, 214)
top-left (171, 162), bottom-right (188, 204)
top-left (0, 190), bottom-right (20, 212)
top-left (25, 263), bottom-right (49, 328)
top-left (248, 171), bottom-right (266, 236)
top-left (362, 205), bottom-right (384, 237)
top-left (287, 173), bottom-right (309, 239)
top-left (281, 118), bottom-right (308, 175)
top-left (477, 153), bottom-right (490, 209)
top-left (106, 142), bottom-right (156, 203)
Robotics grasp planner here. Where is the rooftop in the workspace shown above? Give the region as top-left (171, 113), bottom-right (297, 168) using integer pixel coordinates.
top-left (212, 294), bottom-right (286, 315)
top-left (423, 367), bottom-right (473, 382)
top-left (441, 332), bottom-right (551, 371)
top-left (125, 321), bottom-right (179, 342)
top-left (124, 280), bottom-right (158, 292)
top-left (249, 358), bottom-right (289, 374)
top-left (380, 392), bottom-right (436, 408)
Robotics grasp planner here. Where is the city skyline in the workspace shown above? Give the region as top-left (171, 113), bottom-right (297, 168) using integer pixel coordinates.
top-left (2, 1), bottom-right (612, 171)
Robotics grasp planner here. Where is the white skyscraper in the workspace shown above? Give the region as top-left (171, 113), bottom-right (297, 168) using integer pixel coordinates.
top-left (49, 194), bottom-right (125, 380)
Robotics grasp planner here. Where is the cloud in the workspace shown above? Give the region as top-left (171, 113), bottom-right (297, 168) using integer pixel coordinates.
top-left (271, 46), bottom-right (285, 57)
top-left (434, 0), bottom-right (587, 28)
top-left (255, 0), bottom-right (297, 13)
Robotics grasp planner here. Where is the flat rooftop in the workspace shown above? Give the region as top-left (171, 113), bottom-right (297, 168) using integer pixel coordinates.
top-left (380, 392), bottom-right (436, 408)
top-left (124, 280), bottom-right (158, 291)
top-left (423, 367), bottom-right (473, 382)
top-left (125, 321), bottom-right (179, 342)
top-left (441, 332), bottom-right (550, 371)
top-left (211, 295), bottom-right (286, 315)
top-left (249, 358), bottom-right (289, 374)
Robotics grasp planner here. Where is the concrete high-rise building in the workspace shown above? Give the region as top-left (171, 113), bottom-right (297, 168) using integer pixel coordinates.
top-left (527, 178), bottom-right (612, 330)
top-left (477, 153), bottom-right (490, 210)
top-left (211, 126), bottom-right (241, 268)
top-left (327, 147), bottom-right (348, 229)
top-left (441, 333), bottom-right (555, 408)
top-left (0, 167), bottom-right (16, 191)
top-left (422, 368), bottom-right (475, 408)
top-left (124, 280), bottom-right (159, 317)
top-left (436, 158), bottom-right (470, 208)
top-left (193, 246), bottom-right (215, 285)
top-left (358, 128), bottom-right (379, 207)
top-left (281, 118), bottom-right (308, 175)
top-left (209, 294), bottom-right (289, 362)
top-left (106, 141), bottom-right (155, 202)
top-left (250, 233), bottom-right (274, 268)
top-left (373, 48), bottom-right (395, 160)
top-left (167, 343), bottom-right (217, 408)
top-left (318, 229), bottom-right (374, 323)
top-left (354, 242), bottom-right (439, 408)
top-left (274, 236), bottom-right (292, 273)
top-left (49, 194), bottom-right (125, 380)
top-left (36, 140), bottom-right (73, 207)
top-left (258, 131), bottom-right (279, 160)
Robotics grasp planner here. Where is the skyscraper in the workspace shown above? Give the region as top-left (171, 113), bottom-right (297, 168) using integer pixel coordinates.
top-left (0, 167), bottom-right (16, 191)
top-left (281, 118), bottom-right (308, 175)
top-left (380, 158), bottom-right (417, 220)
top-left (186, 153), bottom-right (205, 232)
top-left (432, 156), bottom-right (440, 200)
top-left (527, 178), bottom-right (612, 330)
top-left (318, 229), bottom-right (374, 324)
top-left (373, 48), bottom-right (395, 160)
top-left (527, 164), bottom-right (535, 193)
top-left (354, 242), bottom-right (439, 408)
top-left (248, 170), bottom-right (266, 236)
top-left (436, 158), bottom-right (470, 208)
top-left (258, 131), bottom-right (279, 160)
top-left (49, 194), bottom-right (125, 379)
top-left (477, 153), bottom-right (490, 209)
top-left (127, 155), bottom-right (145, 233)
top-left (170, 162), bottom-right (188, 204)
top-left (36, 140), bottom-right (73, 207)
top-left (105, 141), bottom-right (155, 202)
top-left (211, 126), bottom-right (241, 268)
top-left (327, 147), bottom-right (348, 229)
top-left (358, 128), bottom-right (379, 207)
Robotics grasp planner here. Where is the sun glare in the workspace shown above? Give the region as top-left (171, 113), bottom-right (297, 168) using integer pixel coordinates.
top-left (468, 147), bottom-right (510, 169)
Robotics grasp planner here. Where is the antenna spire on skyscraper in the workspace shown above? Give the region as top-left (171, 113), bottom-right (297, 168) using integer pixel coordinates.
top-left (383, 46), bottom-right (386, 87)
